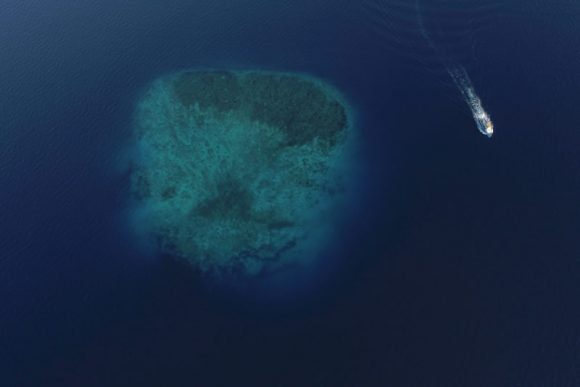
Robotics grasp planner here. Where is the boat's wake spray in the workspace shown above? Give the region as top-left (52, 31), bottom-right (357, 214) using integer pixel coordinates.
top-left (416, 0), bottom-right (493, 138)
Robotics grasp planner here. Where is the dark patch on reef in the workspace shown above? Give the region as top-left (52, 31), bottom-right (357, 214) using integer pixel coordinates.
top-left (174, 70), bottom-right (242, 112)
top-left (195, 178), bottom-right (253, 221)
top-left (173, 70), bottom-right (348, 147)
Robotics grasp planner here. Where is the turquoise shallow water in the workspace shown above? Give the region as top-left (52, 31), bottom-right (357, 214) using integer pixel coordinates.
top-left (1, 0), bottom-right (580, 385)
top-left (130, 70), bottom-right (360, 283)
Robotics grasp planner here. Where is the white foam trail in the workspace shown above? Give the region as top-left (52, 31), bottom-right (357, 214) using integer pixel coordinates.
top-left (415, 0), bottom-right (493, 138)
top-left (447, 65), bottom-right (493, 137)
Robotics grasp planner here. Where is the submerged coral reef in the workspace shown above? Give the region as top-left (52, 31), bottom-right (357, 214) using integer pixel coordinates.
top-left (131, 70), bottom-right (355, 277)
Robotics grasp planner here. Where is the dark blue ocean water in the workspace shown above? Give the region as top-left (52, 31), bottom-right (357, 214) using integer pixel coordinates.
top-left (1, 0), bottom-right (580, 385)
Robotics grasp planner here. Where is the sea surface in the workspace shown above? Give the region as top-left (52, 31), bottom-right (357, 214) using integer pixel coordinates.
top-left (1, 0), bottom-right (580, 385)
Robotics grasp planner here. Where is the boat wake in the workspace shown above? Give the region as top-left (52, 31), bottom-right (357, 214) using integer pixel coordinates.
top-left (415, 0), bottom-right (493, 137)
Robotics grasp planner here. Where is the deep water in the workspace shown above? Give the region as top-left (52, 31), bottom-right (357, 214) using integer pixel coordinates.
top-left (1, 0), bottom-right (580, 386)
